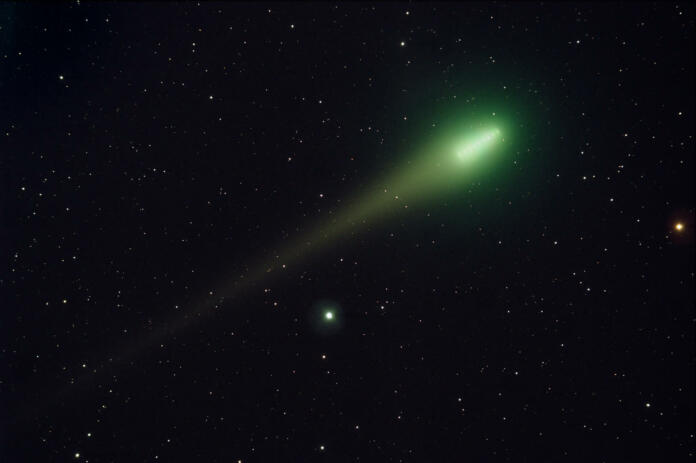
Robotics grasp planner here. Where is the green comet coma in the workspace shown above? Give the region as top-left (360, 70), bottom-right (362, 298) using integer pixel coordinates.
top-left (356, 119), bottom-right (508, 216)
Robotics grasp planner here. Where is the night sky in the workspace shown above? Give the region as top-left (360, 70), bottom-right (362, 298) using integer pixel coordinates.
top-left (2, 2), bottom-right (694, 462)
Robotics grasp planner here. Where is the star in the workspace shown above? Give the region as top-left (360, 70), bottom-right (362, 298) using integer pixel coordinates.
top-left (674, 222), bottom-right (684, 231)
top-left (324, 311), bottom-right (334, 321)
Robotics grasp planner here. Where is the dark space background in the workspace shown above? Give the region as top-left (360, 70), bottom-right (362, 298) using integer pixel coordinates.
top-left (1, 2), bottom-right (694, 462)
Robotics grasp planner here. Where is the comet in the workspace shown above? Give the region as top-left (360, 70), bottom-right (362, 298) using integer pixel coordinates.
top-left (65, 120), bottom-right (509, 379)
top-left (34, 117), bottom-right (514, 418)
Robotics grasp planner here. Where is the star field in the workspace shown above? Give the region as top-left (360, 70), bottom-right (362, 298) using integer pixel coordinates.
top-left (1, 2), bottom-right (694, 462)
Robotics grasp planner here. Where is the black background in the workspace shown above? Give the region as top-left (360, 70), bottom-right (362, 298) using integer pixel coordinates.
top-left (1, 2), bottom-right (694, 462)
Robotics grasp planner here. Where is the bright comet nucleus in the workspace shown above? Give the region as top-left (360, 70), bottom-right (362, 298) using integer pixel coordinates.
top-left (455, 127), bottom-right (502, 163)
